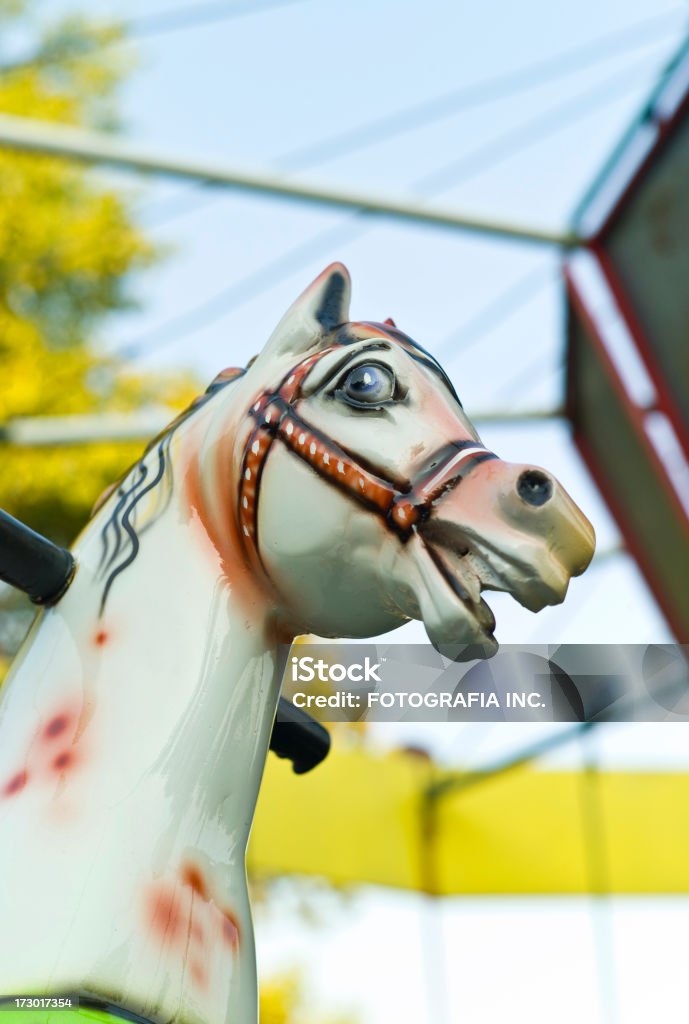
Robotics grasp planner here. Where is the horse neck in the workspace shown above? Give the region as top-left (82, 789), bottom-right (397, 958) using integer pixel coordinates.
top-left (0, 396), bottom-right (290, 1017)
top-left (63, 393), bottom-right (285, 795)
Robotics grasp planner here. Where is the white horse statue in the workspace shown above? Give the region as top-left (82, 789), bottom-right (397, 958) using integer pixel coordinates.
top-left (0, 263), bottom-right (594, 1024)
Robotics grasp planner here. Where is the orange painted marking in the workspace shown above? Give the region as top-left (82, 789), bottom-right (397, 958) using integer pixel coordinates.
top-left (190, 960), bottom-right (207, 989)
top-left (146, 886), bottom-right (184, 946)
top-left (183, 419), bottom-right (273, 606)
top-left (181, 863), bottom-right (208, 900)
top-left (94, 630), bottom-right (108, 647)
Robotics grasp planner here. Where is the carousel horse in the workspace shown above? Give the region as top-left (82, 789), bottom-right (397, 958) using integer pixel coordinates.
top-left (0, 263), bottom-right (595, 1024)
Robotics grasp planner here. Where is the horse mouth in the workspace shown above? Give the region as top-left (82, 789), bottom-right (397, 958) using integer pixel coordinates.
top-left (422, 511), bottom-right (579, 637)
top-left (421, 536), bottom-right (498, 641)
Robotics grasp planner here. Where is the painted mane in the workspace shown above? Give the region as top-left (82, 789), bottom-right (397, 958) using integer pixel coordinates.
top-left (94, 368), bottom-right (246, 614)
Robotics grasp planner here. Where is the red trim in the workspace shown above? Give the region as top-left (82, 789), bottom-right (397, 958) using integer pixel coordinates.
top-left (564, 259), bottom-right (579, 428)
top-left (565, 266), bottom-right (689, 640)
top-left (592, 61), bottom-right (689, 243)
top-left (564, 267), bottom-right (689, 541)
top-left (589, 241), bottom-right (689, 462)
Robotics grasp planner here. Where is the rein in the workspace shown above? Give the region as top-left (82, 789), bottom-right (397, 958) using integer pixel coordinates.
top-left (238, 344), bottom-right (497, 572)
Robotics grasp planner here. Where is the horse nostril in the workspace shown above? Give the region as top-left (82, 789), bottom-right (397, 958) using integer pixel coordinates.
top-left (517, 470), bottom-right (553, 507)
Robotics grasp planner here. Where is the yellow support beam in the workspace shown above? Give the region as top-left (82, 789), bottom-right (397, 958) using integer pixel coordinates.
top-left (248, 745), bottom-right (689, 894)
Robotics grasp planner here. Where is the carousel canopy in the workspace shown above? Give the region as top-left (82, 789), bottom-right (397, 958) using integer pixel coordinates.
top-left (566, 39), bottom-right (689, 641)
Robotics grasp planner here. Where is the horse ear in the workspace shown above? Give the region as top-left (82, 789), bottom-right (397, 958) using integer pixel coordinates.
top-left (260, 262), bottom-right (351, 361)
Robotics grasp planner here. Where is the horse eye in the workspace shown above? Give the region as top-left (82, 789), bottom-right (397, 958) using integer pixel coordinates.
top-left (339, 364), bottom-right (396, 407)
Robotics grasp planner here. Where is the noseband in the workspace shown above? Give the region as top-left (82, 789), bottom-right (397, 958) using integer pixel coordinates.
top-left (238, 344), bottom-right (497, 572)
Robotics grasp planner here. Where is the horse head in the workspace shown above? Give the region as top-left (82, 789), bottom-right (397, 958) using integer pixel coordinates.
top-left (222, 262), bottom-right (594, 653)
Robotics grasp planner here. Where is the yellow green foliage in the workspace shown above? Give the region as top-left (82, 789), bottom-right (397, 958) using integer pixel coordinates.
top-left (0, 1), bottom-right (200, 543)
top-left (260, 975), bottom-right (301, 1024)
top-left (259, 973), bottom-right (355, 1024)
top-left (0, 322), bottom-right (198, 541)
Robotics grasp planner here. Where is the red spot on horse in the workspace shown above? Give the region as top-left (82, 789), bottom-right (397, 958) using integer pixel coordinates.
top-left (3, 770), bottom-right (28, 798)
top-left (44, 714), bottom-right (69, 741)
top-left (221, 909), bottom-right (240, 951)
top-left (190, 959), bottom-right (207, 989)
top-left (52, 750), bottom-right (75, 772)
top-left (94, 630), bottom-right (108, 647)
top-left (146, 886), bottom-right (184, 946)
top-left (181, 863), bottom-right (208, 900)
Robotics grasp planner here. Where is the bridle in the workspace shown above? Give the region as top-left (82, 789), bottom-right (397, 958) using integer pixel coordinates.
top-left (238, 340), bottom-right (497, 573)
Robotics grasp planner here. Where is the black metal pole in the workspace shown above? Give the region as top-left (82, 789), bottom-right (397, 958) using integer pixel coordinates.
top-left (0, 509), bottom-right (75, 605)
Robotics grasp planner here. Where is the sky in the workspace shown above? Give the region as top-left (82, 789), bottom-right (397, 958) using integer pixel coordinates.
top-left (50, 0), bottom-right (683, 652)
top-left (20, 0), bottom-right (689, 1020)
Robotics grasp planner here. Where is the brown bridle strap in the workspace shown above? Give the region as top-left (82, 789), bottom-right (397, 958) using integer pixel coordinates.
top-left (388, 443), bottom-right (497, 531)
top-left (238, 346), bottom-right (497, 571)
top-left (238, 347), bottom-right (339, 566)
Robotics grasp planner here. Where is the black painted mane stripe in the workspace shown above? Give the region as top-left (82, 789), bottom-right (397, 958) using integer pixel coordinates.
top-left (98, 465), bottom-right (148, 577)
top-left (98, 437), bottom-right (170, 616)
top-left (95, 369), bottom-right (246, 615)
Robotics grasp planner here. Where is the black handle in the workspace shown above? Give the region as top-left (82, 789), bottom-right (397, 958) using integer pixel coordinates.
top-left (0, 509), bottom-right (75, 605)
top-left (270, 698), bottom-right (331, 774)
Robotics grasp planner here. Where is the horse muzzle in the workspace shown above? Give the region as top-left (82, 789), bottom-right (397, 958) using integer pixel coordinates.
top-left (423, 456), bottom-right (596, 614)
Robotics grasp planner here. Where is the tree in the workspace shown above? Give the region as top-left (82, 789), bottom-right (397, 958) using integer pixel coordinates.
top-left (260, 975), bottom-right (302, 1024)
top-left (0, 0), bottom-right (199, 681)
top-left (260, 972), bottom-right (355, 1024)
top-left (0, 0), bottom-right (197, 544)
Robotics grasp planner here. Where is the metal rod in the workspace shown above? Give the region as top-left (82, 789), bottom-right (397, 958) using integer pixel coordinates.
top-left (0, 410), bottom-right (176, 446)
top-left (426, 673), bottom-right (689, 802)
top-left (0, 509), bottom-right (75, 605)
top-left (0, 113), bottom-right (579, 250)
top-left (0, 407), bottom-right (565, 447)
top-left (427, 721), bottom-right (595, 802)
top-left (471, 407), bottom-right (564, 424)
